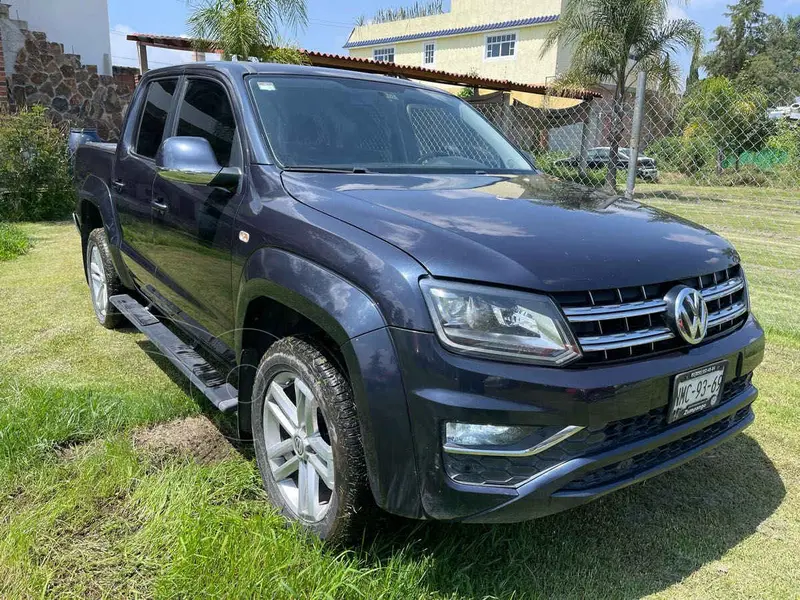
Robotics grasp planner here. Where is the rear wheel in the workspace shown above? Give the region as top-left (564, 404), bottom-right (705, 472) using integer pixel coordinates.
top-left (85, 228), bottom-right (124, 329)
top-left (252, 337), bottom-right (372, 544)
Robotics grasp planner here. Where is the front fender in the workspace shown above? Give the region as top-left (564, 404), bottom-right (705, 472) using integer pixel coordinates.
top-left (235, 247), bottom-right (386, 351)
top-left (235, 248), bottom-right (423, 517)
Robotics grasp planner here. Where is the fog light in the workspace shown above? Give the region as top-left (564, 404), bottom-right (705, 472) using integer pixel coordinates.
top-left (445, 422), bottom-right (535, 447)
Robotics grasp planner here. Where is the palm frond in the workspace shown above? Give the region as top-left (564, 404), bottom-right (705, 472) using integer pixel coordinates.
top-left (544, 0), bottom-right (701, 93)
top-left (188, 0), bottom-right (307, 59)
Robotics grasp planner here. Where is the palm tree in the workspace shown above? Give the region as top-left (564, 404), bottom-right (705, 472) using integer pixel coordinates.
top-left (188, 0), bottom-right (307, 62)
top-left (541, 0), bottom-right (702, 190)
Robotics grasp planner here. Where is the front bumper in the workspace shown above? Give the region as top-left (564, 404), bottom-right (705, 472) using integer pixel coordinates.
top-left (390, 314), bottom-right (765, 522)
top-left (637, 166), bottom-right (659, 180)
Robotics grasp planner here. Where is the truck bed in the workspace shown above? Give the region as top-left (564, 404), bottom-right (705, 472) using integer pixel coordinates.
top-left (73, 141), bottom-right (116, 192)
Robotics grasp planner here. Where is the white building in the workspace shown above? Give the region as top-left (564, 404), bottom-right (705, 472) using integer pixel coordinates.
top-left (3, 0), bottom-right (111, 74)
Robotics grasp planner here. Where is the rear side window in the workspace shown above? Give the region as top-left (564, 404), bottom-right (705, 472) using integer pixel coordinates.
top-left (176, 79), bottom-right (238, 166)
top-left (135, 79), bottom-right (178, 158)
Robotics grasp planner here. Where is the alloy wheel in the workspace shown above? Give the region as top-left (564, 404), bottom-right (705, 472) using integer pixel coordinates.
top-left (263, 370), bottom-right (335, 522)
top-left (88, 245), bottom-right (107, 318)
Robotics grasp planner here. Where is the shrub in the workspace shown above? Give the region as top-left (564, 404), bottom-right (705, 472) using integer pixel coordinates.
top-left (710, 164), bottom-right (770, 187)
top-left (766, 119), bottom-right (800, 161)
top-left (646, 134), bottom-right (716, 175)
top-left (0, 106), bottom-right (75, 221)
top-left (0, 222), bottom-right (31, 261)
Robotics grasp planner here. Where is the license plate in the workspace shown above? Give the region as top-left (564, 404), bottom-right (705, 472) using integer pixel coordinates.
top-left (668, 361), bottom-right (727, 423)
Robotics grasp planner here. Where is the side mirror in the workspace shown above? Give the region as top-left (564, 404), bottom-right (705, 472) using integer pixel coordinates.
top-left (155, 137), bottom-right (240, 191)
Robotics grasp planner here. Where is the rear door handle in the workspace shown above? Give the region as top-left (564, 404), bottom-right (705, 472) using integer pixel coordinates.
top-left (111, 179), bottom-right (125, 193)
top-left (151, 198), bottom-right (169, 212)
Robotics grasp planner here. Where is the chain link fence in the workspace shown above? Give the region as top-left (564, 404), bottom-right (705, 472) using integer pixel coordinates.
top-left (470, 82), bottom-right (800, 203)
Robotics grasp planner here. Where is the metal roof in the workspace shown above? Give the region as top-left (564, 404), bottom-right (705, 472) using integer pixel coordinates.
top-left (343, 15), bottom-right (559, 49)
top-left (124, 32), bottom-right (599, 100)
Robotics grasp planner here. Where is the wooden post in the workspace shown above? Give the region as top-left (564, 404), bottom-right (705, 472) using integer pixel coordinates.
top-left (137, 41), bottom-right (149, 74)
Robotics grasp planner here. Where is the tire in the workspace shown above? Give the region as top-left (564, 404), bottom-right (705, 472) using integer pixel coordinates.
top-left (252, 337), bottom-right (372, 544)
top-left (85, 227), bottom-right (125, 329)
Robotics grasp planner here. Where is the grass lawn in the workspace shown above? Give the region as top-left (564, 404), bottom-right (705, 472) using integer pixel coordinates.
top-left (0, 223), bottom-right (31, 262)
top-left (0, 190), bottom-right (798, 599)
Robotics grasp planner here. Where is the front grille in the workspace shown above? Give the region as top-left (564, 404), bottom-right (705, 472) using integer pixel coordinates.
top-left (444, 373), bottom-right (753, 487)
top-left (553, 265), bottom-right (748, 364)
top-left (560, 405), bottom-right (753, 492)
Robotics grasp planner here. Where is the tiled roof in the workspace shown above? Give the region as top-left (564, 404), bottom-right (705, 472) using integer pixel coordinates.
top-left (343, 15), bottom-right (559, 49)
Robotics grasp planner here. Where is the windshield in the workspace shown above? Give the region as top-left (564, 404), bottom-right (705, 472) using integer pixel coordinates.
top-left (247, 75), bottom-right (535, 173)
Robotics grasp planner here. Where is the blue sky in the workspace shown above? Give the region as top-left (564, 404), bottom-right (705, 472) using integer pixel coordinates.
top-left (109, 0), bottom-right (800, 76)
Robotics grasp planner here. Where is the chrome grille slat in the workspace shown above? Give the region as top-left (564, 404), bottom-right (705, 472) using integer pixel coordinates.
top-left (701, 277), bottom-right (744, 302)
top-left (708, 301), bottom-right (747, 327)
top-left (563, 299), bottom-right (667, 322)
top-left (557, 266), bottom-right (748, 363)
top-left (579, 327), bottom-right (675, 352)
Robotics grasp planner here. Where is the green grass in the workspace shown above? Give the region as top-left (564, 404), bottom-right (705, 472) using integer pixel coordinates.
top-left (0, 199), bottom-right (798, 599)
top-left (0, 222), bottom-right (31, 262)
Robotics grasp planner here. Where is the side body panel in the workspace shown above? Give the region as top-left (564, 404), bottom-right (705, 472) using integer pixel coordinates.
top-left (73, 144), bottom-right (135, 289)
top-left (146, 69), bottom-right (266, 354)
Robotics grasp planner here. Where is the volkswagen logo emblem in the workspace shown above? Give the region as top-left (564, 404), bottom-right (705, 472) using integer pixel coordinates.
top-left (664, 285), bottom-right (709, 344)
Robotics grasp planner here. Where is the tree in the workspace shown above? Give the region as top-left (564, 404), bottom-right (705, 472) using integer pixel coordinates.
top-left (679, 76), bottom-right (771, 173)
top-left (685, 38), bottom-right (703, 91)
top-left (736, 15), bottom-right (800, 99)
top-left (704, 0), bottom-right (766, 79)
top-left (541, 0), bottom-right (702, 190)
top-left (188, 0), bottom-right (307, 62)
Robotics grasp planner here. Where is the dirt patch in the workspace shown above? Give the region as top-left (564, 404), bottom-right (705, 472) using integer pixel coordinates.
top-left (132, 416), bottom-right (239, 465)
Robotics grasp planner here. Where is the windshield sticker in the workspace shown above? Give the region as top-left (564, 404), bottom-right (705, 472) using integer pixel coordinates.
top-left (381, 91), bottom-right (399, 101)
top-left (257, 81), bottom-right (276, 91)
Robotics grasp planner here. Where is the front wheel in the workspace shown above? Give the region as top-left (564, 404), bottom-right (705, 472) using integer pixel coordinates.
top-left (252, 337), bottom-right (373, 544)
top-left (85, 228), bottom-right (125, 329)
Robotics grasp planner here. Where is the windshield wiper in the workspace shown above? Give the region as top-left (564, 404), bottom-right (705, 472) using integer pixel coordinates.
top-left (282, 165), bottom-right (371, 174)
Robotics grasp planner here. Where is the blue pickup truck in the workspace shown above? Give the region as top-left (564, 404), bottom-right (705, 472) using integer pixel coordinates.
top-left (73, 62), bottom-right (764, 543)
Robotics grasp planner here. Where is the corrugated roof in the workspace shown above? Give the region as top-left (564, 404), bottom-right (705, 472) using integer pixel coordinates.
top-left (125, 32), bottom-right (599, 100)
top-left (343, 15), bottom-right (559, 49)
top-left (301, 50), bottom-right (597, 99)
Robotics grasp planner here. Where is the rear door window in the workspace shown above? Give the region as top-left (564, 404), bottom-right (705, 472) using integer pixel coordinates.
top-left (135, 78), bottom-right (178, 159)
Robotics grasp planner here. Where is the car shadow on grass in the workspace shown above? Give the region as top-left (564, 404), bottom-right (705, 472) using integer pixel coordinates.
top-left (360, 434), bottom-right (784, 599)
top-left (132, 339), bottom-right (248, 453)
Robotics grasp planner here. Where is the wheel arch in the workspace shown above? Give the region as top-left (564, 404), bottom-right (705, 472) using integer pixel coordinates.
top-left (233, 248), bottom-right (424, 515)
top-left (76, 174), bottom-right (133, 289)
top-left (234, 247), bottom-right (386, 359)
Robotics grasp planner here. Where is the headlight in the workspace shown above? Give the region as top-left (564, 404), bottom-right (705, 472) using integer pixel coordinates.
top-left (420, 279), bottom-right (581, 366)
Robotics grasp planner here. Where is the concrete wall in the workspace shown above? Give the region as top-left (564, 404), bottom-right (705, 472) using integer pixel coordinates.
top-left (5, 0), bottom-right (111, 75)
top-left (347, 0), bottom-right (570, 84)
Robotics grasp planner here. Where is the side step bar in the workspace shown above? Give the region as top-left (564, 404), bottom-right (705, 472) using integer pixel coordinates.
top-left (110, 294), bottom-right (238, 413)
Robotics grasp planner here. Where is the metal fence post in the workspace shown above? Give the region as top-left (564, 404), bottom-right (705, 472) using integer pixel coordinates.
top-left (501, 92), bottom-right (513, 138)
top-left (625, 71), bottom-right (647, 199)
top-left (578, 97), bottom-right (593, 177)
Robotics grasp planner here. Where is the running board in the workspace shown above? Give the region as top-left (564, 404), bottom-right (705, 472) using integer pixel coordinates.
top-left (109, 294), bottom-right (238, 413)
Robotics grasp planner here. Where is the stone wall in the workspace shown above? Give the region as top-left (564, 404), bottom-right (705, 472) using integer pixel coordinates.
top-left (0, 6), bottom-right (134, 140)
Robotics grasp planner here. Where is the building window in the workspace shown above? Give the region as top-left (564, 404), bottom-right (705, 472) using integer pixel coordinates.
top-left (373, 47), bottom-right (395, 63)
top-left (423, 42), bottom-right (435, 65)
top-left (485, 32), bottom-right (516, 59)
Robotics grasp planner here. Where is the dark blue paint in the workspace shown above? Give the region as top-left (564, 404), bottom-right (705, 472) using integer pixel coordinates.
top-left (73, 62), bottom-right (766, 523)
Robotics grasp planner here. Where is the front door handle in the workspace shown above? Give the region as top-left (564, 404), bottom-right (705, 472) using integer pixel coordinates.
top-left (151, 198), bottom-right (169, 213)
top-left (111, 179), bottom-right (125, 193)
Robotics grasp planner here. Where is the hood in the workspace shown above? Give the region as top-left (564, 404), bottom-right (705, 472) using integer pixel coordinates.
top-left (280, 171), bottom-right (738, 292)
